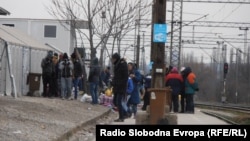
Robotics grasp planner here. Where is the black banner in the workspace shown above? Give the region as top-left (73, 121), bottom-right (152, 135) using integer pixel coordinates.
top-left (96, 125), bottom-right (250, 140)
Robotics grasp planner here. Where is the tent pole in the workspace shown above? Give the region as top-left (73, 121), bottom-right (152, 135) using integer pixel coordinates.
top-left (5, 42), bottom-right (17, 98)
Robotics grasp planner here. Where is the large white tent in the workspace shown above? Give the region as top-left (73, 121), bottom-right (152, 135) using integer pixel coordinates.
top-left (0, 25), bottom-right (53, 97)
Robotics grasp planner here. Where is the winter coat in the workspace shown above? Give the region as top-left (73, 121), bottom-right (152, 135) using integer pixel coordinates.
top-left (128, 69), bottom-right (142, 105)
top-left (100, 70), bottom-right (111, 86)
top-left (112, 58), bottom-right (128, 95)
top-left (73, 59), bottom-right (83, 78)
top-left (59, 59), bottom-right (73, 78)
top-left (144, 75), bottom-right (152, 89)
top-left (165, 68), bottom-right (183, 95)
top-left (185, 72), bottom-right (198, 94)
top-left (88, 58), bottom-right (101, 83)
top-left (41, 56), bottom-right (54, 76)
top-left (127, 77), bottom-right (134, 94)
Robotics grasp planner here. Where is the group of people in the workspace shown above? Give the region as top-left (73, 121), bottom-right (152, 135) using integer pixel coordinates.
top-left (165, 66), bottom-right (199, 114)
top-left (41, 50), bottom-right (83, 100)
top-left (111, 53), bottom-right (146, 122)
top-left (111, 53), bottom-right (199, 122)
top-left (41, 50), bottom-right (198, 122)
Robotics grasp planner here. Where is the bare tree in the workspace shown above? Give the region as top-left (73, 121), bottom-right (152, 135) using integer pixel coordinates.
top-left (47, 0), bottom-right (152, 68)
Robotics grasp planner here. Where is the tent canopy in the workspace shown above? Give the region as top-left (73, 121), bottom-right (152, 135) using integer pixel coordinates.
top-left (0, 25), bottom-right (52, 51)
top-left (0, 7), bottom-right (10, 15)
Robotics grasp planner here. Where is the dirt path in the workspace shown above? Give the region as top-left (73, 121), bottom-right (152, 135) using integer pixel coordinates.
top-left (0, 96), bottom-right (112, 141)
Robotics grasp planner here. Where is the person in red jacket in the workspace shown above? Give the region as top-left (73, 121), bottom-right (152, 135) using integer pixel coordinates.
top-left (165, 67), bottom-right (183, 113)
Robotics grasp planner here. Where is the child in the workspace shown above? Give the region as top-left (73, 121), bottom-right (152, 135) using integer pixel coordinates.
top-left (122, 76), bottom-right (134, 118)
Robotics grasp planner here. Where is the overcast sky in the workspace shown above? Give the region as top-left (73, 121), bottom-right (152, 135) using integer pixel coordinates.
top-left (1, 0), bottom-right (250, 65)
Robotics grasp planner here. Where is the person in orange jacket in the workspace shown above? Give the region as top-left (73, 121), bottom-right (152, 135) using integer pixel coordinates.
top-left (183, 67), bottom-right (199, 113)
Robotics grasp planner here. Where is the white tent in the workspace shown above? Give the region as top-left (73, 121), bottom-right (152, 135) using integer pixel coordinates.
top-left (0, 25), bottom-right (53, 98)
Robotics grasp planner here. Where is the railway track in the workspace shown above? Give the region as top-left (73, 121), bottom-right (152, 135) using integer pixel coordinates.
top-left (195, 102), bottom-right (250, 125)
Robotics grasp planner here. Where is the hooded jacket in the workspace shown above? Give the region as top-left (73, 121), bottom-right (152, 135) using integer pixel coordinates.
top-left (184, 67), bottom-right (198, 94)
top-left (41, 52), bottom-right (55, 76)
top-left (165, 67), bottom-right (183, 95)
top-left (88, 57), bottom-right (101, 83)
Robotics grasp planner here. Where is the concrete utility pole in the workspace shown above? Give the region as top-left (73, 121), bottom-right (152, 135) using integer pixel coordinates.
top-left (151, 0), bottom-right (167, 88)
top-left (239, 27), bottom-right (249, 63)
top-left (239, 27), bottom-right (249, 103)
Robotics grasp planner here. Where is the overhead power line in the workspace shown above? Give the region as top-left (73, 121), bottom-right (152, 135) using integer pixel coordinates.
top-left (166, 0), bottom-right (250, 4)
top-left (166, 20), bottom-right (250, 28)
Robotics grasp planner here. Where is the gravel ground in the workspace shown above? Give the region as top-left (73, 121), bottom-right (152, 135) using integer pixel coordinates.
top-left (0, 95), bottom-right (117, 141)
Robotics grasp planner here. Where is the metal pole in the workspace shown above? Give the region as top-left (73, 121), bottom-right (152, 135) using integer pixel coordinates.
top-left (239, 27), bottom-right (249, 63)
top-left (223, 45), bottom-right (227, 103)
top-left (5, 42), bottom-right (17, 98)
top-left (236, 49), bottom-right (239, 104)
top-left (136, 0), bottom-right (141, 68)
top-left (142, 32), bottom-right (145, 72)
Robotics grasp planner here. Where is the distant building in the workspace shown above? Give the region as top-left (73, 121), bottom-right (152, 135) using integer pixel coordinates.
top-left (0, 18), bottom-right (88, 54)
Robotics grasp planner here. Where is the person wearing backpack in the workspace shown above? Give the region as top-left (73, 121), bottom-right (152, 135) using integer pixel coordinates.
top-left (41, 51), bottom-right (55, 98)
top-left (59, 53), bottom-right (73, 100)
top-left (127, 62), bottom-right (142, 118)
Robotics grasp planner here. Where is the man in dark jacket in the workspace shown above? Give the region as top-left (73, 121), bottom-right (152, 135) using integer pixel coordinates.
top-left (72, 53), bottom-right (83, 100)
top-left (88, 57), bottom-right (101, 104)
top-left (111, 53), bottom-right (128, 122)
top-left (41, 51), bottom-right (55, 97)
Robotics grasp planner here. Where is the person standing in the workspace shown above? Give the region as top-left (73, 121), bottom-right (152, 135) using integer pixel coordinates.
top-left (165, 67), bottom-right (183, 113)
top-left (100, 66), bottom-right (111, 89)
top-left (55, 53), bottom-right (63, 98)
top-left (111, 53), bottom-right (128, 122)
top-left (41, 51), bottom-right (54, 98)
top-left (184, 67), bottom-right (199, 114)
top-left (180, 67), bottom-right (187, 113)
top-left (59, 53), bottom-right (73, 100)
top-left (51, 53), bottom-right (59, 97)
top-left (71, 53), bottom-right (83, 100)
top-left (141, 71), bottom-right (152, 111)
top-left (122, 76), bottom-right (134, 118)
top-left (88, 57), bottom-right (101, 104)
top-left (127, 62), bottom-right (142, 118)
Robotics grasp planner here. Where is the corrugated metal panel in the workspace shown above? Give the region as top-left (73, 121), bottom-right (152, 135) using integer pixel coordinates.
top-left (0, 25), bottom-right (52, 51)
top-left (21, 48), bottom-right (30, 95)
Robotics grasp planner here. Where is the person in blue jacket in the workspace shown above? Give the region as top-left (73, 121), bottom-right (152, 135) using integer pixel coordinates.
top-left (122, 76), bottom-right (134, 118)
top-left (127, 62), bottom-right (142, 118)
